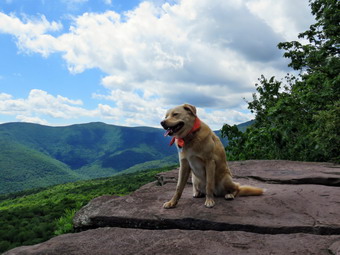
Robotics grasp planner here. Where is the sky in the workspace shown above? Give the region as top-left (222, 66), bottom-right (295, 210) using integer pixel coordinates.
top-left (0, 0), bottom-right (315, 129)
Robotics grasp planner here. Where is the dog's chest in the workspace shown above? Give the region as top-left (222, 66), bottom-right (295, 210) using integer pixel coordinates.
top-left (184, 150), bottom-right (206, 180)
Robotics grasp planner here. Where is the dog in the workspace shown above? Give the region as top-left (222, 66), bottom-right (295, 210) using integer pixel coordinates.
top-left (161, 103), bottom-right (264, 208)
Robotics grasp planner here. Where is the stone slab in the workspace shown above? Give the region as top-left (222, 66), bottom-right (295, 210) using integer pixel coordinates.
top-left (73, 164), bottom-right (340, 234)
top-left (4, 227), bottom-right (340, 255)
top-left (73, 183), bottom-right (340, 234)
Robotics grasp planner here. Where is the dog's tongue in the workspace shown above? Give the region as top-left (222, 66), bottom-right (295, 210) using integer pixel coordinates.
top-left (164, 129), bottom-right (171, 137)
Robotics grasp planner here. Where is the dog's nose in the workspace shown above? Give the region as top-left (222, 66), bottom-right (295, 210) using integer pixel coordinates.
top-left (160, 120), bottom-right (166, 128)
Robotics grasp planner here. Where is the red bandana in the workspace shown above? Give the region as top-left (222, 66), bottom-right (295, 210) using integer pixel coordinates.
top-left (169, 118), bottom-right (201, 148)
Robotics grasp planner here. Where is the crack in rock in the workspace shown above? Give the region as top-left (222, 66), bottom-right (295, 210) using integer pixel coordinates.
top-left (81, 216), bottom-right (340, 236)
top-left (243, 175), bottom-right (340, 186)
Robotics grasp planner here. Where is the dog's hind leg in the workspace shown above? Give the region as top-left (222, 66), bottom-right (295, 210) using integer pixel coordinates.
top-left (220, 175), bottom-right (240, 200)
top-left (192, 174), bottom-right (205, 198)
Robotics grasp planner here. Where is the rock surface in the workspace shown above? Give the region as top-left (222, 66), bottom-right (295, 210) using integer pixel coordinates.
top-left (5, 227), bottom-right (340, 255)
top-left (5, 160), bottom-right (340, 255)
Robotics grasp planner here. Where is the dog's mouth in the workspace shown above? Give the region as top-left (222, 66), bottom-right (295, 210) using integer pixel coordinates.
top-left (164, 122), bottom-right (185, 136)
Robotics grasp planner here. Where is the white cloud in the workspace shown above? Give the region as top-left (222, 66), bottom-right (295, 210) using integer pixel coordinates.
top-left (0, 12), bottom-right (62, 57)
top-left (0, 93), bottom-right (26, 113)
top-left (101, 75), bottom-right (133, 91)
top-left (16, 115), bottom-right (49, 125)
top-left (245, 0), bottom-right (315, 41)
top-left (0, 13), bottom-right (61, 35)
top-left (198, 108), bottom-right (254, 129)
top-left (0, 90), bottom-right (98, 122)
top-left (97, 104), bottom-right (121, 120)
top-left (0, 93), bottom-right (12, 100)
top-left (0, 0), bottom-right (314, 128)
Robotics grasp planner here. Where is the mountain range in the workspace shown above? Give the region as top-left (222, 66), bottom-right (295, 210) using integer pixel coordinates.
top-left (0, 121), bottom-right (246, 194)
top-left (0, 122), bottom-right (180, 194)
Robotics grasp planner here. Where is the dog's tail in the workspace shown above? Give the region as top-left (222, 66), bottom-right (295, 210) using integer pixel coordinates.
top-left (237, 185), bottom-right (265, 196)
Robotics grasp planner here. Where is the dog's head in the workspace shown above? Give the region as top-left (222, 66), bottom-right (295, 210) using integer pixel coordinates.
top-left (161, 104), bottom-right (197, 138)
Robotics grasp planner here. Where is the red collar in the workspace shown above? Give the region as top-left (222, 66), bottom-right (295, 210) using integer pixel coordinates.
top-left (170, 118), bottom-right (201, 148)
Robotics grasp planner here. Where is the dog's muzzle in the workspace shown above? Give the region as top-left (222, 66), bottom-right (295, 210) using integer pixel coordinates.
top-left (160, 120), bottom-right (184, 136)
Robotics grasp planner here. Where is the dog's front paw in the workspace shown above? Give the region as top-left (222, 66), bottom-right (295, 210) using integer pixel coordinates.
top-left (204, 198), bottom-right (215, 208)
top-left (163, 200), bottom-right (177, 209)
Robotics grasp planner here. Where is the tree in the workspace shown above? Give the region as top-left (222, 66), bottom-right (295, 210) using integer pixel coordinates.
top-left (222, 0), bottom-right (339, 162)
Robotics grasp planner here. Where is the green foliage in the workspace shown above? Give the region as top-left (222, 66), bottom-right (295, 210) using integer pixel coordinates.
top-left (222, 0), bottom-right (339, 162)
top-left (221, 124), bottom-right (246, 161)
top-left (54, 206), bottom-right (80, 236)
top-left (0, 166), bottom-right (174, 253)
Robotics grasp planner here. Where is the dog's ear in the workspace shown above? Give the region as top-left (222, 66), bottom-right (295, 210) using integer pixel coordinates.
top-left (183, 104), bottom-right (197, 117)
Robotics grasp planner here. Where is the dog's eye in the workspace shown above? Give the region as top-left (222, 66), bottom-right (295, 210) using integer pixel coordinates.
top-left (172, 113), bottom-right (179, 117)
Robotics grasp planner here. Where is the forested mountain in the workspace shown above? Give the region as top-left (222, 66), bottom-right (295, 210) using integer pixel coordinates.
top-left (0, 138), bottom-right (81, 194)
top-left (0, 122), bottom-right (178, 194)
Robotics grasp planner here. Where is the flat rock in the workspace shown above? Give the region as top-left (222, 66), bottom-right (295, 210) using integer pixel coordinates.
top-left (73, 161), bottom-right (340, 235)
top-left (5, 227), bottom-right (340, 255)
top-left (72, 181), bottom-right (340, 235)
top-left (5, 160), bottom-right (340, 254)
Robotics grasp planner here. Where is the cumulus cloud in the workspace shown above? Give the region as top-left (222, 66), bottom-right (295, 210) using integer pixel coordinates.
top-left (0, 12), bottom-right (62, 56)
top-left (0, 0), bottom-right (314, 128)
top-left (0, 90), bottom-right (97, 121)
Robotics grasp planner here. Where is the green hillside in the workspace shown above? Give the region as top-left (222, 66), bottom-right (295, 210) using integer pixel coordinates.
top-left (0, 122), bottom-right (175, 171)
top-left (0, 166), bottom-right (174, 253)
top-left (0, 122), bottom-right (177, 194)
top-left (0, 138), bottom-right (83, 194)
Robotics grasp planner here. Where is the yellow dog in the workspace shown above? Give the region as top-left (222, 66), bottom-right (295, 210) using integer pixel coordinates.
top-left (161, 104), bottom-right (264, 208)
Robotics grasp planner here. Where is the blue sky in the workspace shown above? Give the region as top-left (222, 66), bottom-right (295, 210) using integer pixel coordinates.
top-left (0, 0), bottom-right (314, 129)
